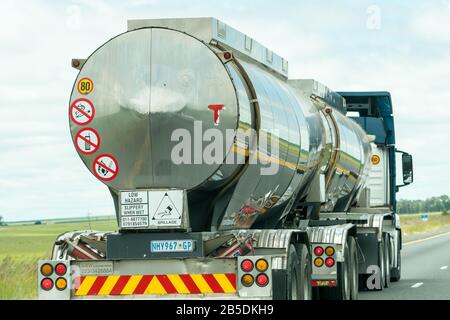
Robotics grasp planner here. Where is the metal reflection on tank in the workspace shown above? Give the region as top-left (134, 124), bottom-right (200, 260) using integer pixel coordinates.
top-left (69, 18), bottom-right (373, 232)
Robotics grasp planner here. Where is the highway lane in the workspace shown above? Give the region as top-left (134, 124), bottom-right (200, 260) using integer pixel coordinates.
top-left (360, 231), bottom-right (450, 300)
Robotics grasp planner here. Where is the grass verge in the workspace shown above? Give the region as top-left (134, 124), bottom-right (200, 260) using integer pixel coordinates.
top-left (0, 219), bottom-right (117, 299)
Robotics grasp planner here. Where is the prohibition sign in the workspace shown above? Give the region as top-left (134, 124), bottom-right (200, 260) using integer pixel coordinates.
top-left (74, 128), bottom-right (100, 155)
top-left (93, 154), bottom-right (119, 181)
top-left (70, 98), bottom-right (95, 125)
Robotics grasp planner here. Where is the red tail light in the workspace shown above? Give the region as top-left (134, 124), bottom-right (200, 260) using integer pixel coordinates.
top-left (55, 263), bottom-right (67, 276)
top-left (256, 274), bottom-right (269, 287)
top-left (41, 278), bottom-right (54, 291)
top-left (325, 257), bottom-right (335, 267)
top-left (314, 246), bottom-right (324, 256)
top-left (241, 259), bottom-right (254, 272)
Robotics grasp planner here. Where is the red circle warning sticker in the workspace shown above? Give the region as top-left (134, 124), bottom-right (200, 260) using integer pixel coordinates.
top-left (70, 98), bottom-right (95, 125)
top-left (74, 128), bottom-right (100, 155)
top-left (93, 154), bottom-right (119, 181)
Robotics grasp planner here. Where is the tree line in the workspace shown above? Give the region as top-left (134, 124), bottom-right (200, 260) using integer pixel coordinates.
top-left (397, 195), bottom-right (450, 214)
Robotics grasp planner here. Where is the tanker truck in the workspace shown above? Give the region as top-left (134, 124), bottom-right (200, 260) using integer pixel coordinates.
top-left (38, 18), bottom-right (414, 300)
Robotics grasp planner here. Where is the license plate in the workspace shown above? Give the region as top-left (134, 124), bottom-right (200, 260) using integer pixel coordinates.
top-left (150, 240), bottom-right (195, 253)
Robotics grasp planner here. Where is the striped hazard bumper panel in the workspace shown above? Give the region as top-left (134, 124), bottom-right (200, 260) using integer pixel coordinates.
top-left (74, 274), bottom-right (237, 296)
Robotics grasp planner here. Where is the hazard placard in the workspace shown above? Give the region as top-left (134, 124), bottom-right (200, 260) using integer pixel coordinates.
top-left (93, 154), bottom-right (118, 181)
top-left (77, 77), bottom-right (94, 95)
top-left (74, 128), bottom-right (100, 155)
top-left (70, 98), bottom-right (95, 125)
top-left (118, 190), bottom-right (186, 229)
top-left (148, 190), bottom-right (183, 227)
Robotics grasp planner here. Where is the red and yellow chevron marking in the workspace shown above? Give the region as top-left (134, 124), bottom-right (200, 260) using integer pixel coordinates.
top-left (74, 273), bottom-right (237, 296)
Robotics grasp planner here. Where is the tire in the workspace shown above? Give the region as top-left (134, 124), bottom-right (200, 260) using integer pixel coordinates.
top-left (391, 231), bottom-right (402, 282)
top-left (297, 244), bottom-right (313, 300)
top-left (383, 233), bottom-right (391, 288)
top-left (349, 237), bottom-right (359, 300)
top-left (320, 239), bottom-right (351, 300)
top-left (375, 237), bottom-right (385, 291)
top-left (286, 244), bottom-right (300, 300)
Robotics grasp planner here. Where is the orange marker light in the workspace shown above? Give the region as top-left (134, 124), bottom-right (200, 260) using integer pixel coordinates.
top-left (241, 274), bottom-right (254, 287)
top-left (256, 259), bottom-right (268, 272)
top-left (55, 277), bottom-right (67, 290)
top-left (314, 258), bottom-right (324, 267)
top-left (40, 263), bottom-right (53, 276)
top-left (325, 246), bottom-right (335, 256)
top-left (371, 155), bottom-right (381, 165)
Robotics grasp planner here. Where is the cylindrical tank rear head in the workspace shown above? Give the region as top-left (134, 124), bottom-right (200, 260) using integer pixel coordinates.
top-left (69, 28), bottom-right (239, 191)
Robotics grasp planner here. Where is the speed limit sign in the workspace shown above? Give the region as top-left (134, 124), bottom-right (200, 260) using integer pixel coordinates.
top-left (77, 77), bottom-right (94, 95)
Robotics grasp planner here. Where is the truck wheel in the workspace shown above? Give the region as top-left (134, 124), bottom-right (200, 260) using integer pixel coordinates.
top-left (349, 237), bottom-right (359, 300)
top-left (391, 231), bottom-right (401, 282)
top-left (298, 244), bottom-right (312, 300)
top-left (375, 237), bottom-right (385, 291)
top-left (320, 240), bottom-right (351, 300)
top-left (286, 244), bottom-right (301, 300)
top-left (383, 233), bottom-right (391, 288)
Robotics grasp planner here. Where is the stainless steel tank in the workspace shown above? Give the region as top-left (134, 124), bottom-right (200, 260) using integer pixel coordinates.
top-left (69, 18), bottom-right (372, 231)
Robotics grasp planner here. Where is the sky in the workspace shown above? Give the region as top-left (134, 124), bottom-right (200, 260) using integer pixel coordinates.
top-left (0, 0), bottom-right (449, 221)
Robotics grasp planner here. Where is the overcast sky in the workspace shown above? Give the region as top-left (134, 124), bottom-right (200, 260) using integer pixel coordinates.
top-left (1, 0), bottom-right (449, 221)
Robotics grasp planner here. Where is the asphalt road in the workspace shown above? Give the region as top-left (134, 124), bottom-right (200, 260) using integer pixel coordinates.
top-left (360, 231), bottom-right (450, 300)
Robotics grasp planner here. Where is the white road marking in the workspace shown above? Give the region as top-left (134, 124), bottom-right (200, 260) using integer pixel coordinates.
top-left (404, 231), bottom-right (450, 246)
top-left (440, 266), bottom-right (448, 270)
top-left (411, 282), bottom-right (423, 288)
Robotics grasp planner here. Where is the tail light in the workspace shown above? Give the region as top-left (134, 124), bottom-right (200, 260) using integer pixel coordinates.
top-left (41, 278), bottom-right (53, 291)
top-left (256, 274), bottom-right (269, 287)
top-left (55, 263), bottom-right (67, 276)
top-left (314, 246), bottom-right (324, 256)
top-left (241, 274), bottom-right (254, 287)
top-left (241, 259), bottom-right (254, 272)
top-left (325, 257), bottom-right (335, 267)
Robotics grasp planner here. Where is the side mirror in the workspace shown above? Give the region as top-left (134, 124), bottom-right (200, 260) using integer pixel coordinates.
top-left (396, 150), bottom-right (413, 190)
top-left (402, 153), bottom-right (413, 185)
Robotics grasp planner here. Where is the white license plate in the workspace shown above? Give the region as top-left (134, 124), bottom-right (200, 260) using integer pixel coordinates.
top-left (150, 240), bottom-right (195, 253)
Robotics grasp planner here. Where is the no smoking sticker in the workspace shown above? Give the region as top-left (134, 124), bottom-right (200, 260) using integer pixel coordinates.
top-left (77, 77), bottom-right (94, 95)
top-left (93, 154), bottom-right (118, 181)
top-left (75, 128), bottom-right (100, 155)
top-left (70, 98), bottom-right (95, 125)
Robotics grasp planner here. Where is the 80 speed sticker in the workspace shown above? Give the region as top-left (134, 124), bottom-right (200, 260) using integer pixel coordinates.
top-left (93, 154), bottom-right (118, 181)
top-left (77, 77), bottom-right (94, 95)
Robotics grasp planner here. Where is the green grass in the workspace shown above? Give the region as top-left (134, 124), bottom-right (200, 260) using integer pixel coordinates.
top-left (400, 212), bottom-right (450, 235)
top-left (0, 219), bottom-right (117, 300)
